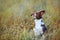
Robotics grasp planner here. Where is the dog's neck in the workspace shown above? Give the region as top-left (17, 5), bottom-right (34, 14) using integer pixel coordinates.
top-left (34, 18), bottom-right (42, 26)
top-left (34, 17), bottom-right (42, 20)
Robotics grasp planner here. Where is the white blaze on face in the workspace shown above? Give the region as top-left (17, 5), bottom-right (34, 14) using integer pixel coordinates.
top-left (32, 13), bottom-right (36, 19)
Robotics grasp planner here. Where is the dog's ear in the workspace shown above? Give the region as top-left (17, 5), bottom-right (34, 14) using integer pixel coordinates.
top-left (38, 10), bottom-right (45, 16)
top-left (39, 10), bottom-right (45, 15)
top-left (40, 10), bottom-right (45, 13)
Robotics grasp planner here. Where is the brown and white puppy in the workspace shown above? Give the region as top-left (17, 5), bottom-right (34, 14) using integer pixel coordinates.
top-left (31, 10), bottom-right (47, 40)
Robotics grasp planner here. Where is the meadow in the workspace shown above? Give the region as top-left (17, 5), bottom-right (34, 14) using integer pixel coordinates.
top-left (0, 0), bottom-right (60, 40)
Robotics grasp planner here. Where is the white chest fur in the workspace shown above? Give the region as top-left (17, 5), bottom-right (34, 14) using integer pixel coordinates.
top-left (33, 19), bottom-right (43, 36)
top-left (34, 19), bottom-right (42, 28)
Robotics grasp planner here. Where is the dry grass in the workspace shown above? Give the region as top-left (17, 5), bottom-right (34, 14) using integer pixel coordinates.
top-left (0, 0), bottom-right (60, 40)
top-left (0, 15), bottom-right (60, 40)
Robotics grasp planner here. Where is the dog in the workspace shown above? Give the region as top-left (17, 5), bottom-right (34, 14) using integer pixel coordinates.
top-left (31, 10), bottom-right (47, 40)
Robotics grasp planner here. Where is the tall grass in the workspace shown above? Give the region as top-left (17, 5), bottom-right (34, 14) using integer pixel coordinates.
top-left (0, 0), bottom-right (60, 40)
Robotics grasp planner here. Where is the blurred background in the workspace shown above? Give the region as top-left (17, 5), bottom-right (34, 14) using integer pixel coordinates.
top-left (0, 0), bottom-right (60, 40)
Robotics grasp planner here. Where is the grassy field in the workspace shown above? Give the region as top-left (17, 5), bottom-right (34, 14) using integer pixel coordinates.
top-left (0, 0), bottom-right (60, 40)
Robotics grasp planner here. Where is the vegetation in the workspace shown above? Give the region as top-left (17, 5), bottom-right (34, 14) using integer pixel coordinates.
top-left (0, 0), bottom-right (60, 40)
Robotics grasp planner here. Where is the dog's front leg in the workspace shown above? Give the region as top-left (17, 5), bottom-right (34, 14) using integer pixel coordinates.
top-left (40, 35), bottom-right (45, 40)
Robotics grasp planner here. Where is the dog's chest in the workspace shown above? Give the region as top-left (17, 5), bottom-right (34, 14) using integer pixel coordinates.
top-left (34, 19), bottom-right (42, 28)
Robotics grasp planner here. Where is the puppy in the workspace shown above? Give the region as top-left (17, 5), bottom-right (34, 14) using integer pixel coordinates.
top-left (31, 10), bottom-right (47, 40)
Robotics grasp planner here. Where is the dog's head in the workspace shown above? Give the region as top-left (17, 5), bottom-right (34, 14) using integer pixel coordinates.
top-left (31, 10), bottom-right (45, 19)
